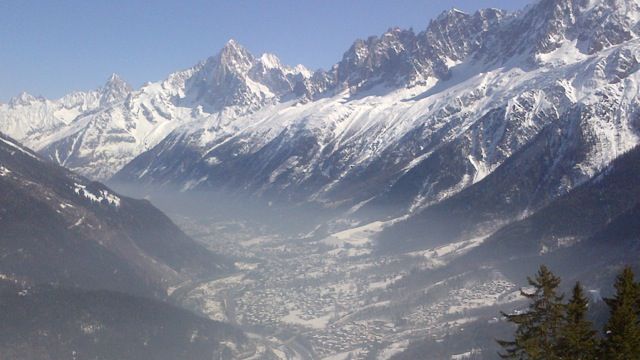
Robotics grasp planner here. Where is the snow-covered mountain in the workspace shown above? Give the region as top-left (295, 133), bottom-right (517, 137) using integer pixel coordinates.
top-left (0, 73), bottom-right (130, 144)
top-left (114, 0), bottom-right (640, 212)
top-left (2, 0), bottom-right (640, 225)
top-left (0, 43), bottom-right (312, 180)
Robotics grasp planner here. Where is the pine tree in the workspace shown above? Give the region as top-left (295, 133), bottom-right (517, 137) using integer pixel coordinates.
top-left (557, 282), bottom-right (598, 360)
top-left (497, 265), bottom-right (564, 359)
top-left (601, 266), bottom-right (640, 360)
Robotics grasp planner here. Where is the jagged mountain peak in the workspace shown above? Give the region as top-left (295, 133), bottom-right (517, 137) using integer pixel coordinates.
top-left (293, 63), bottom-right (313, 78)
top-left (435, 7), bottom-right (470, 21)
top-left (178, 39), bottom-right (311, 112)
top-left (334, 27), bottom-right (418, 91)
top-left (100, 73), bottom-right (132, 106)
top-left (331, 6), bottom-right (510, 92)
top-left (257, 53), bottom-right (284, 70)
top-left (215, 38), bottom-right (254, 73)
top-left (253, 52), bottom-right (312, 84)
top-left (344, 26), bottom-right (416, 57)
top-left (429, 6), bottom-right (507, 29)
top-left (8, 91), bottom-right (41, 107)
top-left (223, 37), bottom-right (241, 49)
top-left (497, 0), bottom-right (640, 59)
top-left (105, 72), bottom-right (128, 87)
top-left (423, 6), bottom-right (507, 63)
top-left (338, 28), bottom-right (408, 68)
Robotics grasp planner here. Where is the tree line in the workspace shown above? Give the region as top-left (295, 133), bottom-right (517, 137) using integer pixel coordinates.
top-left (498, 265), bottom-right (640, 359)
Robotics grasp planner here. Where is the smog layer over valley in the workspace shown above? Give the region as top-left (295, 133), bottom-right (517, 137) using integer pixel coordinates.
top-left (1, 0), bottom-right (640, 359)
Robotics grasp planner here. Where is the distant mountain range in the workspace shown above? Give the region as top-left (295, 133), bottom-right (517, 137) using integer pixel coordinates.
top-left (0, 0), bottom-right (639, 250)
top-left (1, 0), bottom-right (638, 232)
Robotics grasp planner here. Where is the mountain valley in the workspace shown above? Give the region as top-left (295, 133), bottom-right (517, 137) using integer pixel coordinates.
top-left (1, 0), bottom-right (640, 359)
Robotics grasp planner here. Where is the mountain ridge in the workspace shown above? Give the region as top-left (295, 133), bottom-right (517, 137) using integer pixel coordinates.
top-left (1, 0), bottom-right (639, 230)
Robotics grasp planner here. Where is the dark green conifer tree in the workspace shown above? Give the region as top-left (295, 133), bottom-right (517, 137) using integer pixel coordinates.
top-left (557, 282), bottom-right (597, 360)
top-left (497, 265), bottom-right (564, 359)
top-left (601, 266), bottom-right (640, 360)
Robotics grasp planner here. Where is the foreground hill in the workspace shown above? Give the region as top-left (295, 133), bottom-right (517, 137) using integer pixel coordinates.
top-left (0, 281), bottom-right (245, 360)
top-left (0, 133), bottom-right (230, 297)
top-left (467, 144), bottom-right (640, 282)
top-left (384, 144), bottom-right (640, 358)
top-left (0, 133), bottom-right (245, 358)
top-left (385, 143), bottom-right (640, 300)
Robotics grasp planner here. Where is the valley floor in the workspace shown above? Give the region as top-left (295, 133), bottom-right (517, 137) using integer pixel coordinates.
top-left (170, 217), bottom-right (524, 360)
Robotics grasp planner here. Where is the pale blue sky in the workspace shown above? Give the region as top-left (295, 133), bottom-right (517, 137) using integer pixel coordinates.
top-left (0, 1), bottom-right (532, 101)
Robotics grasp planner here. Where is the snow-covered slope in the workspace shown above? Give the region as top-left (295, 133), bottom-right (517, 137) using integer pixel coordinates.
top-left (3, 0), bottom-right (640, 222)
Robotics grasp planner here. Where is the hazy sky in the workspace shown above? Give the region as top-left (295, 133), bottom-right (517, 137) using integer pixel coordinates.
top-left (0, 0), bottom-right (533, 101)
